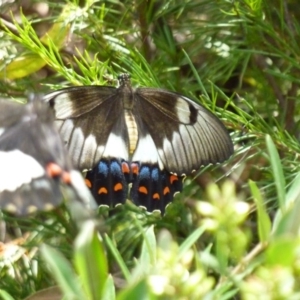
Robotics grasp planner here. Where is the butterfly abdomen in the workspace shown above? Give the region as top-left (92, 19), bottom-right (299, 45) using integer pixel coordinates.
top-left (124, 110), bottom-right (139, 155)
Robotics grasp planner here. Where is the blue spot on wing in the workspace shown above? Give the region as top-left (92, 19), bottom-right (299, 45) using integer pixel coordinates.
top-left (151, 168), bottom-right (159, 181)
top-left (110, 161), bottom-right (122, 175)
top-left (97, 161), bottom-right (109, 175)
top-left (138, 166), bottom-right (151, 179)
top-left (139, 165), bottom-right (159, 181)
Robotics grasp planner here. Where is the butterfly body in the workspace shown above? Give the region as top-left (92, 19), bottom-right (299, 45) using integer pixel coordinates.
top-left (125, 112), bottom-right (139, 155)
top-left (45, 74), bottom-right (233, 213)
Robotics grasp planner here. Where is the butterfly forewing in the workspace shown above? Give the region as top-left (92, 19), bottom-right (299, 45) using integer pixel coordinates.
top-left (135, 88), bottom-right (198, 124)
top-left (47, 86), bottom-right (117, 118)
top-left (132, 90), bottom-right (233, 174)
top-left (46, 86), bottom-right (127, 170)
top-left (0, 100), bottom-right (64, 164)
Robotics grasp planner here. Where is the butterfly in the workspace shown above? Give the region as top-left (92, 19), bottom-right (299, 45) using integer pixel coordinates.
top-left (44, 74), bottom-right (233, 213)
top-left (0, 96), bottom-right (95, 215)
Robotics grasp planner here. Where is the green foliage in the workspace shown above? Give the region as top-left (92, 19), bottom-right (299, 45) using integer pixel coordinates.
top-left (1, 0), bottom-right (300, 299)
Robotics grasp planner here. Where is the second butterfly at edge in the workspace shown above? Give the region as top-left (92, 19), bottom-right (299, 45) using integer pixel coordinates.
top-left (44, 73), bottom-right (233, 213)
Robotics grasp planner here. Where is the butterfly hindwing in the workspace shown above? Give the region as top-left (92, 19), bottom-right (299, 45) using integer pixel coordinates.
top-left (129, 163), bottom-right (183, 213)
top-left (0, 174), bottom-right (62, 214)
top-left (86, 159), bottom-right (184, 213)
top-left (0, 98), bottom-right (94, 215)
top-left (85, 158), bottom-right (128, 207)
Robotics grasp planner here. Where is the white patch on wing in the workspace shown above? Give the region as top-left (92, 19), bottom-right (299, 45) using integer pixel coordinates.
top-left (58, 120), bottom-right (105, 169)
top-left (59, 119), bottom-right (75, 145)
top-left (55, 120), bottom-right (64, 130)
top-left (161, 137), bottom-right (175, 160)
top-left (0, 127), bottom-right (4, 137)
top-left (68, 126), bottom-right (85, 162)
top-left (175, 96), bottom-right (193, 123)
top-left (157, 148), bottom-right (168, 167)
top-left (0, 150), bottom-right (44, 192)
top-left (48, 92), bottom-right (74, 119)
top-left (157, 125), bottom-right (200, 174)
top-left (43, 90), bottom-right (63, 100)
top-left (157, 137), bottom-right (180, 173)
top-left (102, 132), bottom-right (129, 160)
top-left (80, 134), bottom-right (104, 167)
top-left (180, 124), bottom-right (202, 161)
top-left (133, 134), bottom-right (163, 169)
top-left (94, 145), bottom-right (105, 165)
top-left (81, 134), bottom-right (97, 158)
top-left (171, 130), bottom-right (189, 168)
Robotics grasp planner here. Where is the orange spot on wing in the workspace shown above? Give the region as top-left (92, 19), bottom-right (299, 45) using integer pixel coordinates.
top-left (46, 163), bottom-right (72, 184)
top-left (138, 186), bottom-right (148, 194)
top-left (131, 163), bottom-right (139, 175)
top-left (98, 187), bottom-right (108, 194)
top-left (46, 163), bottom-right (62, 178)
top-left (153, 193), bottom-right (160, 200)
top-left (62, 172), bottom-right (71, 184)
top-left (170, 175), bottom-right (178, 184)
top-left (85, 179), bottom-right (92, 188)
top-left (122, 162), bottom-right (130, 174)
top-left (163, 187), bottom-right (170, 195)
top-left (114, 183), bottom-right (123, 191)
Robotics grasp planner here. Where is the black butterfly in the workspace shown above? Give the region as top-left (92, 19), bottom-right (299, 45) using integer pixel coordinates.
top-left (44, 74), bottom-right (233, 213)
top-left (0, 96), bottom-right (95, 215)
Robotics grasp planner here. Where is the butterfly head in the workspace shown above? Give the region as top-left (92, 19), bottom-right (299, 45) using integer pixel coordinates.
top-left (117, 73), bottom-right (131, 88)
